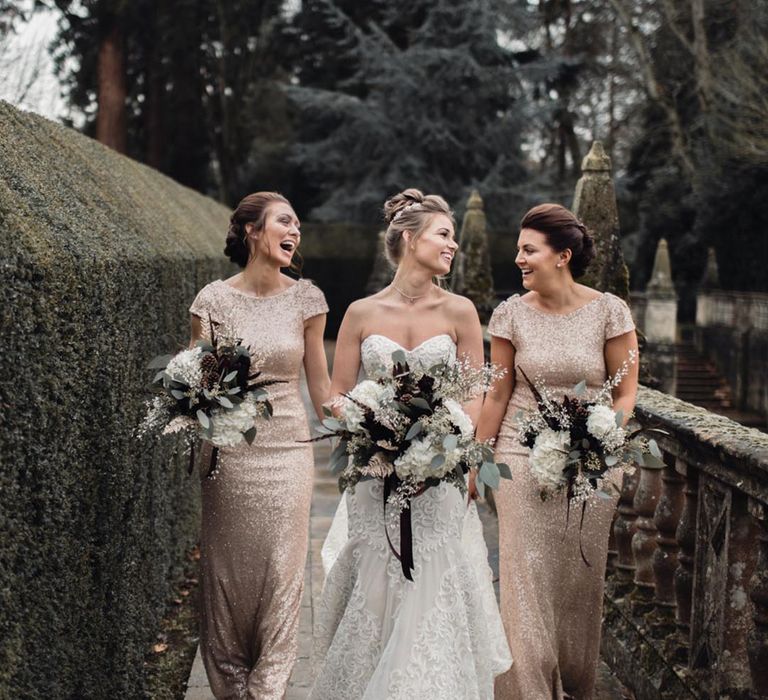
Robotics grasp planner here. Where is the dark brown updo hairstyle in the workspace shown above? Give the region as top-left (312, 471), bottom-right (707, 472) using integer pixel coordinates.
top-left (382, 188), bottom-right (454, 267)
top-left (520, 203), bottom-right (595, 278)
top-left (225, 191), bottom-right (298, 270)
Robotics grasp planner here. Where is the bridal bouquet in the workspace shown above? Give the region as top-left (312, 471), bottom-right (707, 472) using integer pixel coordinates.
top-left (138, 316), bottom-right (280, 477)
top-left (516, 350), bottom-right (664, 505)
top-left (315, 349), bottom-right (510, 580)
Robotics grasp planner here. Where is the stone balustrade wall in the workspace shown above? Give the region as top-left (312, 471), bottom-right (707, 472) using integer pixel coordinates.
top-left (602, 386), bottom-right (768, 699)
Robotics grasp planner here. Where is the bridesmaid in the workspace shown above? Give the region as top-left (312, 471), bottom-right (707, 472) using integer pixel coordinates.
top-left (477, 203), bottom-right (638, 699)
top-left (189, 192), bottom-right (330, 699)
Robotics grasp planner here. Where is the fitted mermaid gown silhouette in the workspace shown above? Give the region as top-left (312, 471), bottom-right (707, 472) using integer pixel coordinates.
top-left (309, 334), bottom-right (512, 700)
top-left (189, 278), bottom-right (328, 700)
top-left (489, 292), bottom-right (635, 699)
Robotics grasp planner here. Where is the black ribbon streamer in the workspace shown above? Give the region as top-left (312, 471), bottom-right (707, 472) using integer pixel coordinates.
top-left (564, 494), bottom-right (591, 567)
top-left (383, 473), bottom-right (415, 581)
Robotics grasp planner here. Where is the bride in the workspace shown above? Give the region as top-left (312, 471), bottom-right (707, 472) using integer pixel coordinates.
top-left (309, 189), bottom-right (512, 700)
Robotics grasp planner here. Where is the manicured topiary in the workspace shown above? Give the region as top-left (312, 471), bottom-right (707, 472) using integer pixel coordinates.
top-left (0, 101), bottom-right (232, 698)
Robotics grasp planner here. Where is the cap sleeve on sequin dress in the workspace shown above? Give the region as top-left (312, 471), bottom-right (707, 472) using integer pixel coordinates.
top-left (298, 280), bottom-right (329, 321)
top-left (487, 295), bottom-right (519, 343)
top-left (189, 282), bottom-right (217, 321)
top-left (604, 293), bottom-right (635, 340)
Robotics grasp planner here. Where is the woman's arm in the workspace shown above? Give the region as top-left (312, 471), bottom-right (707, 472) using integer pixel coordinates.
top-left (605, 330), bottom-right (640, 424)
top-left (189, 314), bottom-right (203, 347)
top-left (452, 296), bottom-right (485, 425)
top-left (303, 313), bottom-right (331, 420)
top-left (476, 336), bottom-right (516, 444)
top-left (328, 301), bottom-right (365, 410)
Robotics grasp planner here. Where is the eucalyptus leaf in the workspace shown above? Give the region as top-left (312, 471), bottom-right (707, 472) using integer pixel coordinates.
top-left (217, 396), bottom-right (234, 409)
top-left (409, 397), bottom-right (431, 411)
top-left (224, 370), bottom-right (238, 383)
top-left (196, 410), bottom-right (209, 429)
top-left (648, 439), bottom-right (662, 458)
top-left (442, 434), bottom-right (459, 452)
top-left (244, 426), bottom-right (257, 445)
top-left (330, 440), bottom-right (349, 474)
top-left (391, 349), bottom-right (407, 366)
top-left (148, 354), bottom-right (174, 370)
top-left (253, 388), bottom-right (268, 401)
top-left (497, 463), bottom-right (512, 480)
top-left (475, 478), bottom-right (486, 500)
top-left (152, 369), bottom-right (165, 384)
top-left (643, 452), bottom-right (666, 469)
top-left (479, 461), bottom-right (501, 489)
top-left (171, 389), bottom-right (186, 400)
top-left (573, 380), bottom-right (587, 396)
top-left (227, 386), bottom-right (242, 395)
top-left (604, 454), bottom-right (619, 466)
top-left (431, 454), bottom-right (446, 469)
top-left (322, 405), bottom-right (333, 418)
top-left (615, 409), bottom-right (625, 427)
top-left (323, 417), bottom-right (344, 432)
top-left (405, 422), bottom-right (423, 441)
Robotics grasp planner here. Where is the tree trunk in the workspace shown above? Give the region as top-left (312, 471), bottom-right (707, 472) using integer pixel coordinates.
top-left (95, 21), bottom-right (127, 153)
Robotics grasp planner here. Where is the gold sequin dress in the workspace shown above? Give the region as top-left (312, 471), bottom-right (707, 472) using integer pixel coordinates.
top-left (189, 278), bottom-right (328, 700)
top-left (488, 292), bottom-right (635, 700)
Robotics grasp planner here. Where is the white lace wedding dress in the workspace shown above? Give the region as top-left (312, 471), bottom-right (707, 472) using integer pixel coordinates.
top-left (309, 334), bottom-right (512, 700)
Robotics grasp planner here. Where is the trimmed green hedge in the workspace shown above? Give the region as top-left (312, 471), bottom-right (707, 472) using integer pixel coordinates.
top-left (0, 101), bottom-right (233, 698)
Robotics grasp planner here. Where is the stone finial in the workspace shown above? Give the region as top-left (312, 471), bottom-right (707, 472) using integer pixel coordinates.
top-left (647, 238), bottom-right (676, 297)
top-left (365, 229), bottom-right (393, 294)
top-left (452, 189), bottom-right (495, 323)
top-left (572, 140), bottom-right (630, 298)
top-left (701, 247), bottom-right (720, 290)
top-left (466, 189), bottom-right (484, 211)
top-left (581, 141), bottom-right (612, 173)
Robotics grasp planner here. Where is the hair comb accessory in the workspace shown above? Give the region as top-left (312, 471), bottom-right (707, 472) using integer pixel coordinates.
top-left (392, 201), bottom-right (423, 222)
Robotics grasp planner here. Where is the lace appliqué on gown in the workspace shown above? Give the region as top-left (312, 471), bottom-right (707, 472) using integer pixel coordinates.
top-left (310, 335), bottom-right (512, 700)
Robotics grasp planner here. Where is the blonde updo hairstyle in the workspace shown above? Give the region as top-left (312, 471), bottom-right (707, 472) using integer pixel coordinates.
top-left (382, 188), bottom-right (454, 267)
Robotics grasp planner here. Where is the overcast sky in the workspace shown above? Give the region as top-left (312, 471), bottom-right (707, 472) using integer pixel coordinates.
top-left (0, 5), bottom-right (68, 120)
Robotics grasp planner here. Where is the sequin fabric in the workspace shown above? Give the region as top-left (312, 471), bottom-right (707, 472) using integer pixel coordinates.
top-left (309, 335), bottom-right (512, 700)
top-left (488, 292), bottom-right (635, 700)
top-left (189, 278), bottom-right (328, 700)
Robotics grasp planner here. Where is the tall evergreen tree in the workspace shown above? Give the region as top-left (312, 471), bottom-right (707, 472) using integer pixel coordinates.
top-left (283, 0), bottom-right (529, 225)
top-left (51, 0), bottom-right (284, 202)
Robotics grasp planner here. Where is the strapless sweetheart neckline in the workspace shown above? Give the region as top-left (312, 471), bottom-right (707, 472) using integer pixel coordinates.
top-left (360, 333), bottom-right (455, 353)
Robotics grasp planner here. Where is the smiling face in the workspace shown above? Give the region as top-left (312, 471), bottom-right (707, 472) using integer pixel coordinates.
top-left (515, 227), bottom-right (571, 290)
top-left (406, 213), bottom-right (458, 275)
top-left (246, 201), bottom-right (300, 268)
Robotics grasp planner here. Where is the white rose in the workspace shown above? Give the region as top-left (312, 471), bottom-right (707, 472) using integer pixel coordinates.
top-left (343, 380), bottom-right (395, 432)
top-left (529, 428), bottom-right (570, 489)
top-left (586, 404), bottom-right (626, 452)
top-left (586, 405), bottom-right (618, 439)
top-left (443, 399), bottom-right (474, 440)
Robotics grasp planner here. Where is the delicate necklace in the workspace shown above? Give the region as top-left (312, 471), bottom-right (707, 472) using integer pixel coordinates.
top-left (392, 283), bottom-right (429, 304)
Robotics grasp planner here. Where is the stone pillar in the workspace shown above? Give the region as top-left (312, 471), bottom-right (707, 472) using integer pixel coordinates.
top-left (613, 469), bottom-right (641, 596)
top-left (365, 229), bottom-right (392, 295)
top-left (452, 190), bottom-right (495, 323)
top-left (674, 467), bottom-right (698, 645)
top-left (650, 456), bottom-right (686, 636)
top-left (644, 238), bottom-right (678, 395)
top-left (748, 499), bottom-right (768, 695)
top-left (630, 463), bottom-right (662, 615)
top-left (572, 141), bottom-right (630, 299)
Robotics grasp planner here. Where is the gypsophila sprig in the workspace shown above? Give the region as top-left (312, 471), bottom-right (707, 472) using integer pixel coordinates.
top-left (312, 350), bottom-right (510, 581)
top-left (137, 314), bottom-right (283, 477)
